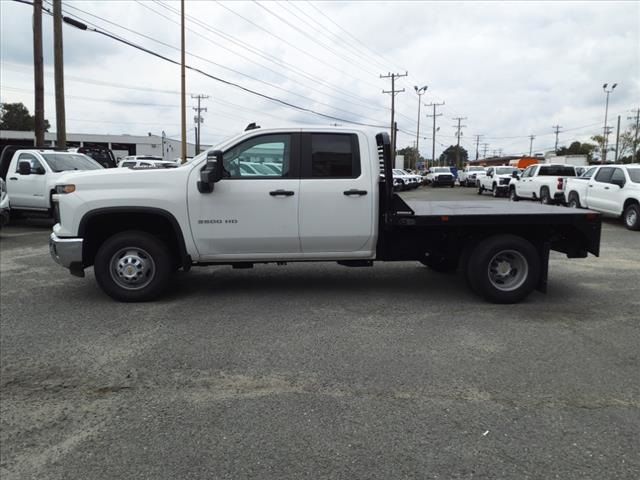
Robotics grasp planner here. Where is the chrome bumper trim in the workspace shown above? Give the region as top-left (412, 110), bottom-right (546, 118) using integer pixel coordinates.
top-left (49, 233), bottom-right (83, 269)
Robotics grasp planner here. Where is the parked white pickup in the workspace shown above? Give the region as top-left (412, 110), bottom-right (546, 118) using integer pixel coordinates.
top-left (3, 149), bottom-right (103, 215)
top-left (509, 163), bottom-right (577, 204)
top-left (563, 164), bottom-right (640, 230)
top-left (459, 166), bottom-right (486, 187)
top-left (478, 166), bottom-right (518, 197)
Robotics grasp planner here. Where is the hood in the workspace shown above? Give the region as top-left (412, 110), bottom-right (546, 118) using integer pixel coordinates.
top-left (55, 164), bottom-right (189, 190)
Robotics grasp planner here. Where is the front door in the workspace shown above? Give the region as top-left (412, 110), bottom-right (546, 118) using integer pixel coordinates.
top-left (298, 132), bottom-right (375, 257)
top-left (7, 153), bottom-right (48, 209)
top-left (188, 133), bottom-right (301, 260)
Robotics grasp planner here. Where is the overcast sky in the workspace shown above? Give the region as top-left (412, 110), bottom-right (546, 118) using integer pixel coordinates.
top-left (1, 0), bottom-right (638, 159)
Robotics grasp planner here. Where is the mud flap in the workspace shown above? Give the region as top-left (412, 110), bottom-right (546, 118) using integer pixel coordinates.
top-left (537, 241), bottom-right (550, 293)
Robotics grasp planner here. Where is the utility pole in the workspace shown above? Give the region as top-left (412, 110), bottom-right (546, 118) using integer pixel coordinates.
top-left (53, 0), bottom-right (66, 148)
top-left (614, 115), bottom-right (621, 162)
top-left (381, 71), bottom-right (407, 158)
top-left (191, 94), bottom-right (209, 155)
top-left (601, 83), bottom-right (617, 164)
top-left (425, 101), bottom-right (444, 166)
top-left (33, 0), bottom-right (45, 147)
top-left (180, 0), bottom-right (187, 164)
top-left (552, 125), bottom-right (562, 153)
top-left (452, 117), bottom-right (467, 168)
top-left (629, 108), bottom-right (640, 163)
top-left (413, 85), bottom-right (427, 155)
top-left (474, 134), bottom-right (482, 162)
top-left (481, 142), bottom-right (489, 160)
top-left (528, 134), bottom-right (536, 156)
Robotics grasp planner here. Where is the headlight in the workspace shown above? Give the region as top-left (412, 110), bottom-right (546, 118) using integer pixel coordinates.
top-left (55, 184), bottom-right (76, 194)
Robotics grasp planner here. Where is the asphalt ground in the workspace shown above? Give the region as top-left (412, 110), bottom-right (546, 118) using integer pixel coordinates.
top-left (1, 186), bottom-right (639, 479)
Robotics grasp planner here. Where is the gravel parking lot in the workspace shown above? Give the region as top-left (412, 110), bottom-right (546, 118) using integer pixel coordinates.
top-left (1, 186), bottom-right (639, 480)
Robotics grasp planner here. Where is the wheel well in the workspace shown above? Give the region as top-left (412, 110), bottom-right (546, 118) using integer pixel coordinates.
top-left (623, 198), bottom-right (639, 210)
top-left (80, 211), bottom-right (186, 267)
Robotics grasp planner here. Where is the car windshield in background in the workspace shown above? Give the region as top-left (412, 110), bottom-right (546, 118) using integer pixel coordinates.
top-left (628, 169), bottom-right (640, 183)
top-left (496, 167), bottom-right (516, 175)
top-left (539, 166), bottom-right (575, 176)
top-left (42, 154), bottom-right (103, 172)
top-left (434, 168), bottom-right (451, 173)
top-left (469, 167), bottom-right (485, 171)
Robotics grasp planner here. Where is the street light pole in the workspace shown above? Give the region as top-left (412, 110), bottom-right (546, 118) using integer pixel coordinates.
top-left (601, 83), bottom-right (617, 164)
top-left (414, 85), bottom-right (427, 159)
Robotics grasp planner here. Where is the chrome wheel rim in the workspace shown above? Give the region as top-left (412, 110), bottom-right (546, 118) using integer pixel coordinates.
top-left (109, 247), bottom-right (156, 290)
top-left (627, 209), bottom-right (638, 227)
top-left (487, 249), bottom-right (528, 292)
top-left (569, 198), bottom-right (578, 208)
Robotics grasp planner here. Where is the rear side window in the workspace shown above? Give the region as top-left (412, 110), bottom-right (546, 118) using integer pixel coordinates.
top-left (539, 166), bottom-right (576, 176)
top-left (305, 133), bottom-right (360, 178)
top-left (121, 161), bottom-right (135, 167)
top-left (595, 167), bottom-right (614, 183)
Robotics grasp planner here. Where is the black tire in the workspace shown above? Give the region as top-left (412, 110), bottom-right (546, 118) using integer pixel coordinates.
top-left (623, 203), bottom-right (640, 231)
top-left (94, 230), bottom-right (173, 302)
top-left (492, 184), bottom-right (499, 197)
top-left (540, 187), bottom-right (552, 205)
top-left (477, 184), bottom-right (484, 195)
top-left (510, 187), bottom-right (519, 202)
top-left (450, 183), bottom-right (455, 188)
top-left (466, 235), bottom-right (540, 304)
top-left (567, 192), bottom-right (580, 209)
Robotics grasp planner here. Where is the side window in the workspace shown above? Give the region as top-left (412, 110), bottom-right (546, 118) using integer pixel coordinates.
top-left (121, 161), bottom-right (135, 168)
top-left (487, 168), bottom-right (494, 176)
top-left (522, 166), bottom-right (534, 178)
top-left (16, 153), bottom-right (44, 173)
top-left (595, 167), bottom-right (614, 183)
top-left (306, 133), bottom-right (360, 178)
top-left (582, 167), bottom-right (596, 179)
top-left (224, 134), bottom-right (290, 179)
top-left (610, 168), bottom-right (626, 187)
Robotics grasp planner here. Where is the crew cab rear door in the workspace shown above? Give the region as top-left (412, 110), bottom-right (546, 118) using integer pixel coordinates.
top-left (298, 132), bottom-right (375, 257)
top-left (188, 132), bottom-right (301, 259)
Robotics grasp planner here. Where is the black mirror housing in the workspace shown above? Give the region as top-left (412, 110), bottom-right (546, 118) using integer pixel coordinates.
top-left (18, 161), bottom-right (31, 175)
top-left (197, 150), bottom-right (224, 193)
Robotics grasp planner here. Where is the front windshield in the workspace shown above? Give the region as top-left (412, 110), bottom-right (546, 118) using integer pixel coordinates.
top-left (628, 169), bottom-right (640, 183)
top-left (434, 167), bottom-right (450, 173)
top-left (393, 169), bottom-right (405, 175)
top-left (469, 167), bottom-right (485, 171)
top-left (496, 167), bottom-right (516, 175)
top-left (42, 154), bottom-right (103, 172)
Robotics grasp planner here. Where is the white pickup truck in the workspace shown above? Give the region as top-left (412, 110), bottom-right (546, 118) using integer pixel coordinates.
top-left (49, 126), bottom-right (602, 304)
top-left (458, 166), bottom-right (487, 187)
top-left (563, 164), bottom-right (640, 231)
top-left (425, 167), bottom-right (455, 187)
top-left (509, 163), bottom-right (577, 204)
top-left (0, 148), bottom-right (103, 216)
top-left (478, 166), bottom-right (518, 197)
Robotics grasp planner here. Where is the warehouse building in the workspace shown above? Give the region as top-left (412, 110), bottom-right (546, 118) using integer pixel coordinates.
top-left (0, 130), bottom-right (202, 162)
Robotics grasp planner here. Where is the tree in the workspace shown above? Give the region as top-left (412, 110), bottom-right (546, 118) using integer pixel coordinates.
top-left (556, 141), bottom-right (596, 162)
top-left (439, 145), bottom-right (468, 167)
top-left (0, 102), bottom-right (50, 132)
top-left (397, 146), bottom-right (423, 170)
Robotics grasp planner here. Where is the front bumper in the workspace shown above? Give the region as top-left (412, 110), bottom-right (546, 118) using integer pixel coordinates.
top-left (49, 233), bottom-right (84, 275)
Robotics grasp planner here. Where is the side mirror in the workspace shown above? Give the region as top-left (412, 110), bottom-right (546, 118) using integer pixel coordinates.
top-left (197, 150), bottom-right (224, 193)
top-left (512, 171), bottom-right (519, 178)
top-left (18, 161), bottom-right (31, 175)
top-left (611, 178), bottom-right (625, 188)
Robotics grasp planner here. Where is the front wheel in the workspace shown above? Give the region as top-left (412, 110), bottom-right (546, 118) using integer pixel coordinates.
top-left (492, 184), bottom-right (499, 197)
top-left (94, 231), bottom-right (173, 302)
top-left (510, 187), bottom-right (519, 202)
top-left (624, 203), bottom-right (640, 231)
top-left (466, 235), bottom-right (540, 304)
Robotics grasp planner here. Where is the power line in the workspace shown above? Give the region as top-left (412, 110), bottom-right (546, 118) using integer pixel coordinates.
top-left (28, 3), bottom-right (391, 129)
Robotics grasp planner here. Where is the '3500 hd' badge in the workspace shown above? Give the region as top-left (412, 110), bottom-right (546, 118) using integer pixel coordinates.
top-left (198, 219), bottom-right (238, 224)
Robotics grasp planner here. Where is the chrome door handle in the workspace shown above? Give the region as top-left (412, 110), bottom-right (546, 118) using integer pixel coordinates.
top-left (269, 189), bottom-right (294, 197)
top-left (604, 186), bottom-right (610, 190)
top-left (9, 177), bottom-right (17, 180)
top-left (343, 189), bottom-right (368, 196)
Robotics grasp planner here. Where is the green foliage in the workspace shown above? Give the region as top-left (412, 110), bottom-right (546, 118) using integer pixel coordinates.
top-left (397, 146), bottom-right (423, 169)
top-left (556, 141), bottom-right (596, 161)
top-left (439, 145), bottom-right (468, 167)
top-left (0, 102), bottom-right (50, 132)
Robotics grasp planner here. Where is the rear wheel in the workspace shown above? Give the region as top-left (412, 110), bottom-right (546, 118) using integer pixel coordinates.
top-left (540, 187), bottom-right (552, 205)
top-left (94, 231), bottom-right (173, 302)
top-left (623, 203), bottom-right (640, 231)
top-left (466, 235), bottom-right (540, 303)
top-left (567, 192), bottom-right (580, 209)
